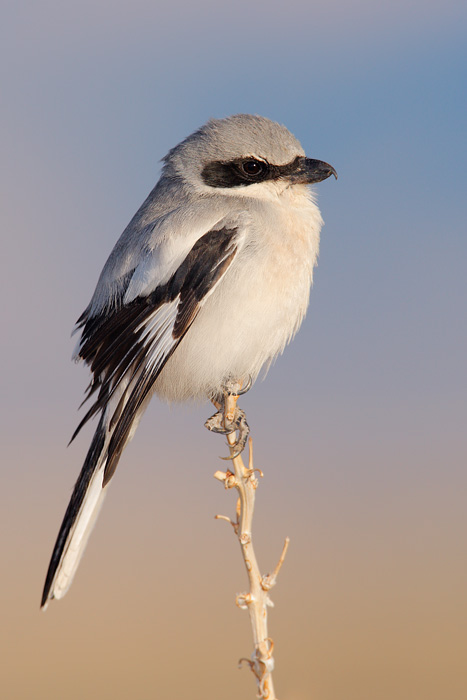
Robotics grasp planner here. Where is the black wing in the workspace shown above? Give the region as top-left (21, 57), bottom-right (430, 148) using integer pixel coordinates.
top-left (73, 225), bottom-right (238, 485)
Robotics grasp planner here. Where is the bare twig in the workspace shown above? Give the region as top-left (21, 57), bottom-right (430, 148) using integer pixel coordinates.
top-left (210, 391), bottom-right (289, 699)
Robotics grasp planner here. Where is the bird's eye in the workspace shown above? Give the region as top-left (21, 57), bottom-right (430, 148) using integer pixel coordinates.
top-left (241, 160), bottom-right (264, 176)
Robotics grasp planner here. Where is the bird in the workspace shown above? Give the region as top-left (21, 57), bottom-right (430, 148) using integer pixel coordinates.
top-left (41, 114), bottom-right (336, 609)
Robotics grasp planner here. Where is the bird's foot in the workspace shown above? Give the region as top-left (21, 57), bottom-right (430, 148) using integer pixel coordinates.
top-left (222, 407), bottom-right (250, 460)
top-left (205, 406), bottom-right (250, 459)
top-left (205, 377), bottom-right (252, 459)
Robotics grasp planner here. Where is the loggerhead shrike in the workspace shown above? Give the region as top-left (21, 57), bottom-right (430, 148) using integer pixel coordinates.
top-left (41, 114), bottom-right (336, 609)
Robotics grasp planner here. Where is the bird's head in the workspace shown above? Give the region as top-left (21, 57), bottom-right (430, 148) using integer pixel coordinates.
top-left (162, 114), bottom-right (336, 201)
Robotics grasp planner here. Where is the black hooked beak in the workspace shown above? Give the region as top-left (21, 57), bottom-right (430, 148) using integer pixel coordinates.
top-left (290, 156), bottom-right (338, 184)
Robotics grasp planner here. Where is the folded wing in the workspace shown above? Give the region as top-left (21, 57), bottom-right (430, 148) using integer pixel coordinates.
top-left (41, 224), bottom-right (239, 607)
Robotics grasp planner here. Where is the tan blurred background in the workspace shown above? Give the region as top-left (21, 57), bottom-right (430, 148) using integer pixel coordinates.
top-left (1, 1), bottom-right (466, 698)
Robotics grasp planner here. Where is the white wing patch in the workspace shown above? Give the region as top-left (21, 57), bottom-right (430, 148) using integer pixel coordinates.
top-left (135, 298), bottom-right (179, 374)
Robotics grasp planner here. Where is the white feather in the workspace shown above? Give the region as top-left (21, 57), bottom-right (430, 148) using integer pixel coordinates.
top-left (138, 298), bottom-right (179, 372)
top-left (42, 464), bottom-right (107, 607)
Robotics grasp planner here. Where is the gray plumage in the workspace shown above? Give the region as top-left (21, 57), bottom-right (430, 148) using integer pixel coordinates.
top-left (41, 114), bottom-right (336, 608)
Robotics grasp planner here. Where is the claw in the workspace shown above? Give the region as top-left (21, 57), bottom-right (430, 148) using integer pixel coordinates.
top-left (206, 406), bottom-right (250, 459)
top-left (220, 449), bottom-right (242, 461)
top-left (223, 375), bottom-right (253, 398)
top-left (235, 375), bottom-right (252, 396)
top-left (205, 411), bottom-right (235, 436)
top-left (222, 408), bottom-right (250, 459)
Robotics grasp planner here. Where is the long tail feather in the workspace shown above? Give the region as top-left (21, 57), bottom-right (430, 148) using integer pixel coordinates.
top-left (41, 415), bottom-right (109, 609)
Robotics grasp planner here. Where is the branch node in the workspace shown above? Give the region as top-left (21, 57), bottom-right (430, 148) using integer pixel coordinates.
top-left (236, 592), bottom-right (253, 609)
top-left (238, 656), bottom-right (255, 671)
top-left (239, 644), bottom-right (276, 699)
top-left (244, 468), bottom-right (260, 489)
top-left (213, 469), bottom-right (237, 488)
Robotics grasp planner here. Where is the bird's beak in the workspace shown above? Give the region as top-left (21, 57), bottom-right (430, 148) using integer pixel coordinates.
top-left (290, 157), bottom-right (337, 184)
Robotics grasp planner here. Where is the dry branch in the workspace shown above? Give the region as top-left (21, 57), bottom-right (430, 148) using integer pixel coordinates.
top-left (210, 391), bottom-right (289, 699)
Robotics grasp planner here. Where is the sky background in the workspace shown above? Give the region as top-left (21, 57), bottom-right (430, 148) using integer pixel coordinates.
top-left (1, 1), bottom-right (466, 699)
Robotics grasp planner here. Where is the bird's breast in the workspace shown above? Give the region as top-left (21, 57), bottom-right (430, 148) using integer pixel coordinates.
top-left (155, 191), bottom-right (322, 402)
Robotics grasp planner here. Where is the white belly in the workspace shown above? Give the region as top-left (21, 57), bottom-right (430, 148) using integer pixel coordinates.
top-left (155, 189), bottom-right (322, 401)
